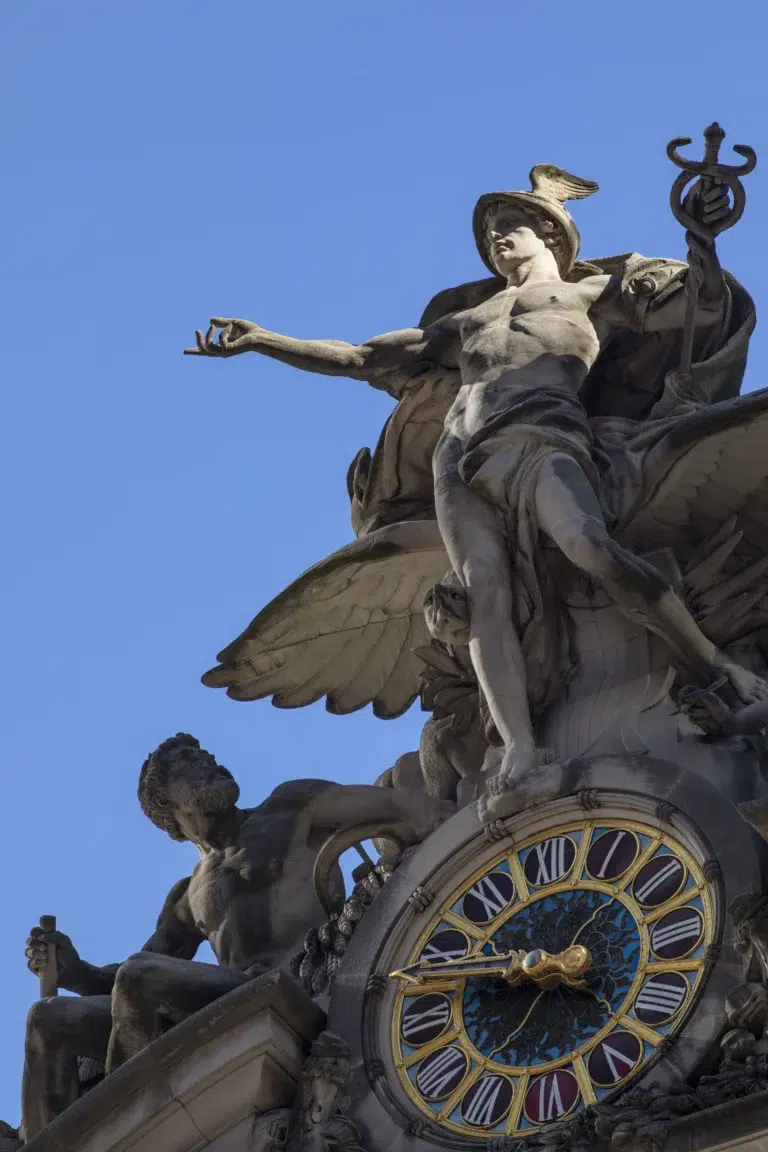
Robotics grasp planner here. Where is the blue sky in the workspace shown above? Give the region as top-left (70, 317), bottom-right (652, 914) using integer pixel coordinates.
top-left (1, 0), bottom-right (767, 1126)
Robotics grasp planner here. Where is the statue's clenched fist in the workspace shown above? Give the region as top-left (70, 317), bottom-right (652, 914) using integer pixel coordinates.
top-left (185, 317), bottom-right (264, 357)
top-left (25, 927), bottom-right (82, 984)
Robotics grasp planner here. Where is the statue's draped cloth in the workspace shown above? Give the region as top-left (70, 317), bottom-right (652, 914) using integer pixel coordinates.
top-left (424, 256), bottom-right (753, 717)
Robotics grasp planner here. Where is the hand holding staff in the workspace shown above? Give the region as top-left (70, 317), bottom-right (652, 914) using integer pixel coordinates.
top-left (26, 915), bottom-right (58, 999)
top-left (667, 122), bottom-right (757, 381)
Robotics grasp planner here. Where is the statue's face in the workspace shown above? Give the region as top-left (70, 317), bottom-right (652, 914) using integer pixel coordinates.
top-left (487, 207), bottom-right (553, 277)
top-left (167, 746), bottom-right (240, 819)
top-left (424, 583), bottom-right (469, 645)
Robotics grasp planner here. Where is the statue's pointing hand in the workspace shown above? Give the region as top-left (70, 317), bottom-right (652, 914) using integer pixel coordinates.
top-left (185, 318), bottom-right (263, 357)
top-left (25, 927), bottom-right (83, 985)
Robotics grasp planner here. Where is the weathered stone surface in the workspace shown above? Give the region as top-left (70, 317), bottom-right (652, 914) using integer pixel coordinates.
top-left (22, 971), bottom-right (324, 1152)
top-left (12, 125), bottom-right (768, 1152)
top-left (187, 132), bottom-right (768, 835)
top-left (16, 736), bottom-right (451, 1138)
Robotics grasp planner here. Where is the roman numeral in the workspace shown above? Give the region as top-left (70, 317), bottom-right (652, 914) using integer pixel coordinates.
top-left (595, 831), bottom-right (626, 877)
top-left (402, 999), bottom-right (452, 1043)
top-left (525, 1071), bottom-right (579, 1124)
top-left (461, 1075), bottom-right (509, 1126)
top-left (636, 977), bottom-right (687, 1019)
top-left (634, 858), bottom-right (683, 904)
top-left (538, 1073), bottom-right (565, 1121)
top-left (421, 939), bottom-right (467, 963)
top-left (651, 914), bottom-right (702, 952)
top-left (599, 1042), bottom-right (638, 1081)
top-left (525, 837), bottom-right (573, 885)
top-left (415, 1047), bottom-right (467, 1099)
top-left (463, 873), bottom-right (514, 920)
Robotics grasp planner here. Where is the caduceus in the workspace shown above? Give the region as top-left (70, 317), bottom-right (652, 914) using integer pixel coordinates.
top-left (667, 121), bottom-right (757, 381)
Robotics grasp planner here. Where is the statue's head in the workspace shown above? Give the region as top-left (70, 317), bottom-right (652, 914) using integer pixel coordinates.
top-left (473, 165), bottom-right (598, 279)
top-left (138, 733), bottom-right (240, 841)
top-left (424, 581), bottom-right (469, 646)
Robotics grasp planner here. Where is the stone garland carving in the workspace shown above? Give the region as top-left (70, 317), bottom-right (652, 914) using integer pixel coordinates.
top-left (291, 861), bottom-right (398, 997)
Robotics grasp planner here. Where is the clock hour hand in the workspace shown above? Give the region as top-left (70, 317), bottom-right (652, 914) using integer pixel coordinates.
top-left (390, 945), bottom-right (592, 990)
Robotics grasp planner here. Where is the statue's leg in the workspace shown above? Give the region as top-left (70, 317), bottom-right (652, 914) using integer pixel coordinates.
top-left (22, 994), bottom-right (111, 1140)
top-left (106, 952), bottom-right (249, 1071)
top-left (534, 452), bottom-right (766, 703)
top-left (433, 433), bottom-right (537, 782)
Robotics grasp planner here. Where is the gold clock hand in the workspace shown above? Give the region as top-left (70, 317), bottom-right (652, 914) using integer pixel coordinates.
top-left (390, 946), bottom-right (592, 989)
top-left (390, 950), bottom-right (528, 987)
top-left (519, 945), bottom-right (592, 989)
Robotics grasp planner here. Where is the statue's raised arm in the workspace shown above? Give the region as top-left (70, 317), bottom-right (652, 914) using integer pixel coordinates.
top-left (184, 315), bottom-right (459, 382)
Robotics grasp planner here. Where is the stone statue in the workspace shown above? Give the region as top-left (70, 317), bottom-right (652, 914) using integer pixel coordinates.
top-left (720, 894), bottom-right (768, 1061)
top-left (246, 1031), bottom-right (366, 1152)
top-left (285, 1030), bottom-right (352, 1152)
top-left (188, 153), bottom-right (768, 820)
top-left (16, 734), bottom-right (451, 1141)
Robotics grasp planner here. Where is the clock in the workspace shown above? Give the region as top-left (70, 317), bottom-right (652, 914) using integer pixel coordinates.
top-left (389, 816), bottom-right (713, 1138)
top-left (329, 759), bottom-right (763, 1149)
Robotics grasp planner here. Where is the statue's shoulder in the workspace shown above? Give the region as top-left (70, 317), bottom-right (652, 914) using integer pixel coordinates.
top-left (578, 251), bottom-right (687, 298)
top-left (247, 779), bottom-right (337, 820)
top-left (419, 276), bottom-right (503, 327)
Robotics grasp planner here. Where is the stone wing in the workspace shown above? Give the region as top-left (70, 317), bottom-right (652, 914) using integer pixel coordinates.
top-left (616, 389), bottom-right (768, 556)
top-left (612, 389), bottom-right (768, 649)
top-left (202, 520), bottom-right (449, 718)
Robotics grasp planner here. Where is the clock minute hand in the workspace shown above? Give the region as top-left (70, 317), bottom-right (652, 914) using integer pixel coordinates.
top-left (391, 951), bottom-right (529, 987)
top-left (390, 945), bottom-right (592, 990)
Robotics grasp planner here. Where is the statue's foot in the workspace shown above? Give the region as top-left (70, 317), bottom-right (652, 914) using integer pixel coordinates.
top-left (717, 657), bottom-right (767, 705)
top-left (477, 744), bottom-right (538, 824)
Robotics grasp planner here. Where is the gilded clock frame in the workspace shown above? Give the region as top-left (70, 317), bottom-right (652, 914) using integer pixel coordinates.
top-left (390, 817), bottom-right (714, 1138)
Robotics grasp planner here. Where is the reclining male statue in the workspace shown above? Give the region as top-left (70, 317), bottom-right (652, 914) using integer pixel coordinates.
top-left (12, 733), bottom-right (451, 1142)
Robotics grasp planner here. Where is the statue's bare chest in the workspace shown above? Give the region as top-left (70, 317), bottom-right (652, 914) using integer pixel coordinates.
top-left (187, 848), bottom-right (243, 929)
top-left (455, 279), bottom-right (606, 377)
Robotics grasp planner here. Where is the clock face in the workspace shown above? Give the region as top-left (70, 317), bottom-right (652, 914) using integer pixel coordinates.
top-left (389, 817), bottom-right (714, 1139)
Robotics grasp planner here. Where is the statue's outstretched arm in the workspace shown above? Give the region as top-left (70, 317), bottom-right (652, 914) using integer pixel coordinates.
top-left (306, 783), bottom-right (454, 843)
top-left (184, 317), bottom-right (457, 381)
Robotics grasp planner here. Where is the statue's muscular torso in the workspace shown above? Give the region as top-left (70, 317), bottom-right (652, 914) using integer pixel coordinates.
top-left (167, 802), bottom-right (335, 973)
top-left (150, 780), bottom-right (449, 975)
top-left (442, 274), bottom-right (616, 442)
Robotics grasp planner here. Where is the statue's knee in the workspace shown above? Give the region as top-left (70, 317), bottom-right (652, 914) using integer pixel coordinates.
top-left (112, 953), bottom-right (154, 1007)
top-left (26, 997), bottom-right (65, 1046)
top-left (560, 523), bottom-right (614, 579)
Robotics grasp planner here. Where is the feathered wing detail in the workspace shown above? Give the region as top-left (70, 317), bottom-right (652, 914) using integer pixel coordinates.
top-left (202, 520), bottom-right (449, 719)
top-left (528, 164), bottom-right (599, 204)
top-left (614, 390), bottom-right (768, 555)
top-left (611, 391), bottom-right (768, 651)
top-left (352, 365), bottom-right (460, 534)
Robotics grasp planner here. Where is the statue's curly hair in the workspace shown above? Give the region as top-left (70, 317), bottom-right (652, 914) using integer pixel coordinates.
top-left (138, 733), bottom-right (201, 841)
